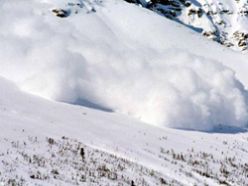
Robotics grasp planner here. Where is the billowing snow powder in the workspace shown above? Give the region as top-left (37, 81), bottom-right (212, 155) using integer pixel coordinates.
top-left (0, 0), bottom-right (248, 131)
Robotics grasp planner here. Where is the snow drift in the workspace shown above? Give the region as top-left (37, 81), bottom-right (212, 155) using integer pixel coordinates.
top-left (1, 0), bottom-right (248, 130)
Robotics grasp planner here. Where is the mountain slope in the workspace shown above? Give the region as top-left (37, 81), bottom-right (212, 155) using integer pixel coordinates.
top-left (126, 0), bottom-right (248, 51)
top-left (1, 0), bottom-right (248, 185)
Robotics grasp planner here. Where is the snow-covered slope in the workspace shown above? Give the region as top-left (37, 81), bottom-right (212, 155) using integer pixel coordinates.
top-left (1, 0), bottom-right (248, 185)
top-left (1, 0), bottom-right (248, 131)
top-left (127, 0), bottom-right (248, 51)
top-left (1, 77), bottom-right (248, 186)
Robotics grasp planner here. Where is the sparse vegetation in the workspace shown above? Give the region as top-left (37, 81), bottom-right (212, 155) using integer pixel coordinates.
top-left (0, 136), bottom-right (181, 186)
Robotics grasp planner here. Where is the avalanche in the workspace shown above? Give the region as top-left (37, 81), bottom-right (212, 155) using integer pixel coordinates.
top-left (1, 0), bottom-right (248, 131)
top-left (1, 0), bottom-right (248, 185)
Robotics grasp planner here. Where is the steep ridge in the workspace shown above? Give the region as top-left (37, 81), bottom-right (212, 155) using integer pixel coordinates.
top-left (126, 0), bottom-right (248, 51)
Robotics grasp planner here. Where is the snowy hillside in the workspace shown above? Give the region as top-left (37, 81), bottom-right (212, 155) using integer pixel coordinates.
top-left (1, 77), bottom-right (248, 185)
top-left (1, 0), bottom-right (248, 185)
top-left (127, 0), bottom-right (248, 51)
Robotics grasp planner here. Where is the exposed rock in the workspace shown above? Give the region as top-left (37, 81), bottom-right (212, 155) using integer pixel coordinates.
top-left (125, 0), bottom-right (248, 51)
top-left (233, 31), bottom-right (248, 49)
top-left (52, 9), bottom-right (69, 18)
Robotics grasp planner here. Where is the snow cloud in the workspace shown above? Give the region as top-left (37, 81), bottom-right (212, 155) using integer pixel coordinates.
top-left (0, 0), bottom-right (248, 131)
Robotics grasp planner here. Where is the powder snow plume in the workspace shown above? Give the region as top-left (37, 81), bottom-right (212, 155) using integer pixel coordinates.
top-left (1, 0), bottom-right (248, 131)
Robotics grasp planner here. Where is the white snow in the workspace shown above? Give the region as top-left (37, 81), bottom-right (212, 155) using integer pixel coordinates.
top-left (1, 0), bottom-right (248, 185)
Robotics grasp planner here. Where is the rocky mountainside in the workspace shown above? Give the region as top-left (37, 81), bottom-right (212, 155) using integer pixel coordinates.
top-left (126, 0), bottom-right (248, 51)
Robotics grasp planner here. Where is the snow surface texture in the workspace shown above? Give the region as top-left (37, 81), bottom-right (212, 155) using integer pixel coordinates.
top-left (1, 0), bottom-right (248, 131)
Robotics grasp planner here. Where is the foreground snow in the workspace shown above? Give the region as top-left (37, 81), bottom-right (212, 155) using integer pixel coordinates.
top-left (1, 78), bottom-right (248, 185)
top-left (1, 0), bottom-right (248, 130)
